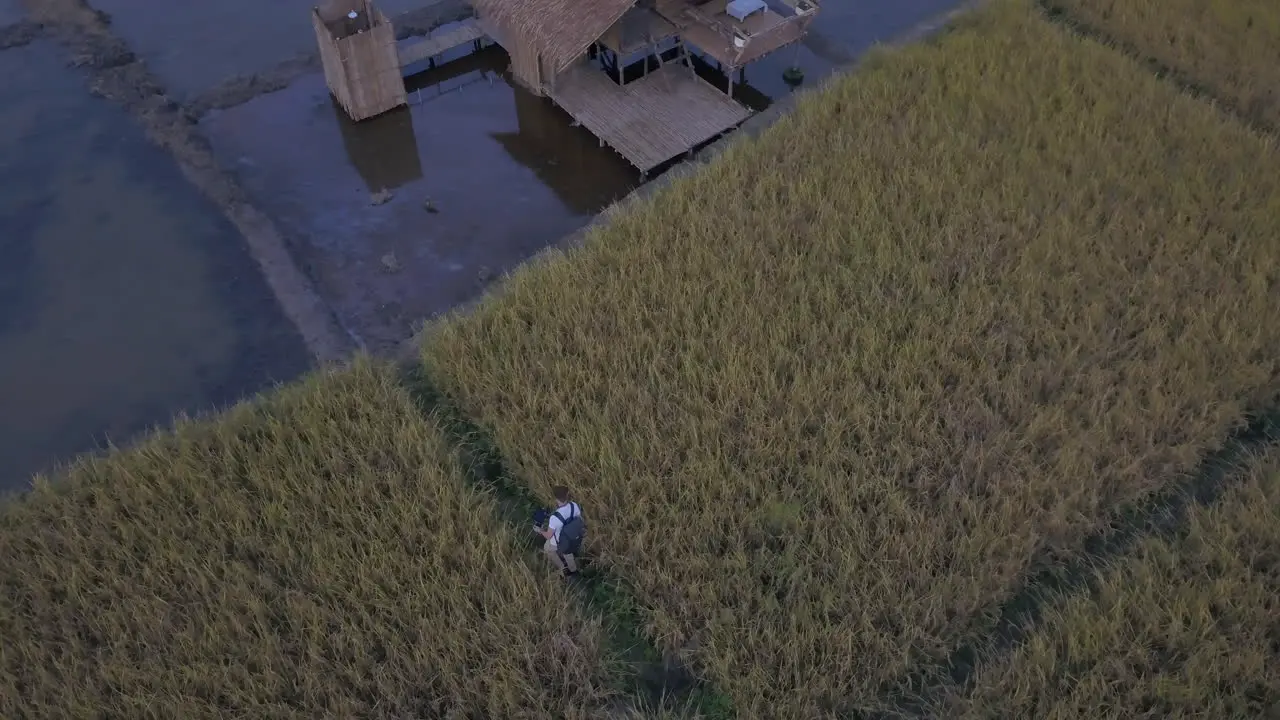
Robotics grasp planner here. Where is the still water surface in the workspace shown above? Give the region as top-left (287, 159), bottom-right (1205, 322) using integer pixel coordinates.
top-left (0, 42), bottom-right (310, 490)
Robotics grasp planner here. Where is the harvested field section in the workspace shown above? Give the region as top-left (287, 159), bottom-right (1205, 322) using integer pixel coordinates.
top-left (944, 448), bottom-right (1280, 718)
top-left (0, 360), bottom-right (620, 718)
top-left (422, 1), bottom-right (1280, 716)
top-left (1047, 0), bottom-right (1280, 130)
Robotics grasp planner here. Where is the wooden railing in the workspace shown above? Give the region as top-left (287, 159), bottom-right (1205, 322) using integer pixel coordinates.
top-left (684, 2), bottom-right (818, 65)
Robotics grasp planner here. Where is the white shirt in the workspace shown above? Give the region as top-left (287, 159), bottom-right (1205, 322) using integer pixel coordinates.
top-left (548, 502), bottom-right (581, 544)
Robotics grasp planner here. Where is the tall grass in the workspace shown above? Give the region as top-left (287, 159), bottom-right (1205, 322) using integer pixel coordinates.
top-left (944, 447), bottom-right (1280, 717)
top-left (0, 360), bottom-right (623, 718)
top-left (421, 1), bottom-right (1280, 715)
top-left (1046, 0), bottom-right (1280, 131)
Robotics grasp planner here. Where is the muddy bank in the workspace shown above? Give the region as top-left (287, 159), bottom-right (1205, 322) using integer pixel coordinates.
top-left (21, 0), bottom-right (351, 363)
top-left (186, 0), bottom-right (473, 117)
top-left (0, 20), bottom-right (39, 48)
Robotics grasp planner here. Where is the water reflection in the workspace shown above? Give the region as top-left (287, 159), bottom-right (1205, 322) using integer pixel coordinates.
top-left (335, 103), bottom-right (424, 192)
top-left (409, 44), bottom-right (640, 215)
top-left (0, 42), bottom-right (310, 489)
top-left (491, 89), bottom-right (640, 216)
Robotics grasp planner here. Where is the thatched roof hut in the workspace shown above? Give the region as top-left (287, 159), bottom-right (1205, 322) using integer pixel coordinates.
top-left (470, 0), bottom-right (637, 94)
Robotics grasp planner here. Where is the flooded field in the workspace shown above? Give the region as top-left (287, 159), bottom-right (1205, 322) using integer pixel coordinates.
top-left (203, 45), bottom-right (639, 352)
top-left (0, 41), bottom-right (310, 490)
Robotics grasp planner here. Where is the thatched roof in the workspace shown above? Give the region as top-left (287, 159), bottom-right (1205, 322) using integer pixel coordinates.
top-left (471, 0), bottom-right (636, 76)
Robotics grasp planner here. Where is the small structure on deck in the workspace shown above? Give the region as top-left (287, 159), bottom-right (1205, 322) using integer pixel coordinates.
top-left (468, 0), bottom-right (755, 174)
top-left (655, 0), bottom-right (820, 98)
top-left (313, 0), bottom-right (406, 121)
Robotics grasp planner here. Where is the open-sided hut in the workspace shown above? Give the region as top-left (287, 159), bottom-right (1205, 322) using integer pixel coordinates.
top-left (470, 0), bottom-right (753, 174)
top-left (655, 0), bottom-right (820, 96)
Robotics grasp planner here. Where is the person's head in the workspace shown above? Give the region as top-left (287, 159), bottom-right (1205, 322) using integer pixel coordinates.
top-left (552, 485), bottom-right (570, 505)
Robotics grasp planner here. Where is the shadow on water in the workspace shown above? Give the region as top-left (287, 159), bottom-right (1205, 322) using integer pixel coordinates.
top-left (335, 103), bottom-right (425, 194)
top-left (202, 43), bottom-right (643, 354)
top-left (487, 86), bottom-right (647, 217)
top-left (0, 41), bottom-right (311, 491)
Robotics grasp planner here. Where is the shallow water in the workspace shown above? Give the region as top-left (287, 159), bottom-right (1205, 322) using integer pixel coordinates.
top-left (815, 0), bottom-right (967, 53)
top-left (203, 44), bottom-right (639, 353)
top-left (0, 42), bottom-right (311, 490)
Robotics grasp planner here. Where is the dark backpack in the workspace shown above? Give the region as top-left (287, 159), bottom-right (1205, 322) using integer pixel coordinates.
top-left (554, 504), bottom-right (586, 556)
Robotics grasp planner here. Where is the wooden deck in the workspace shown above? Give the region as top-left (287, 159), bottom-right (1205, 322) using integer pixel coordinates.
top-left (549, 63), bottom-right (752, 173)
top-left (397, 18), bottom-right (486, 69)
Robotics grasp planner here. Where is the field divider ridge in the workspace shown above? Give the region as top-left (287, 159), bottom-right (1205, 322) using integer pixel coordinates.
top-left (1035, 0), bottom-right (1279, 137)
top-left (879, 406), bottom-right (1280, 718)
top-left (0, 19), bottom-right (42, 49)
top-left (398, 362), bottom-right (736, 719)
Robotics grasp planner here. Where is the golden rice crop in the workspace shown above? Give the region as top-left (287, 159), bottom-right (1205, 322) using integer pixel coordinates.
top-left (944, 447), bottom-right (1280, 718)
top-left (421, 1), bottom-right (1280, 716)
top-left (0, 359), bottom-right (623, 719)
top-left (1047, 0), bottom-right (1280, 131)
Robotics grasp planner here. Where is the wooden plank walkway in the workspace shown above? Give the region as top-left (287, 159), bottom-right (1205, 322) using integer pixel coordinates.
top-left (549, 63), bottom-right (753, 172)
top-left (397, 18), bottom-right (485, 68)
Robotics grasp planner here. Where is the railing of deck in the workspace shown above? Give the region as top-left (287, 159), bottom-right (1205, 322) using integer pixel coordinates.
top-left (685, 0), bottom-right (819, 65)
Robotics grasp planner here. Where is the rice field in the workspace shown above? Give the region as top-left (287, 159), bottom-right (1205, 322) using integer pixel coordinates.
top-left (420, 1), bottom-right (1280, 716)
top-left (5, 0), bottom-right (1280, 717)
top-left (943, 448), bottom-right (1280, 718)
top-left (0, 360), bottom-right (625, 719)
top-left (1046, 0), bottom-right (1280, 130)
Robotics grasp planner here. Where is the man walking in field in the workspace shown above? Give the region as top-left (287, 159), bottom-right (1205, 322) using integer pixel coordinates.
top-left (534, 486), bottom-right (585, 578)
